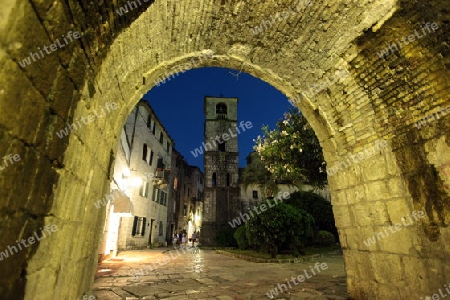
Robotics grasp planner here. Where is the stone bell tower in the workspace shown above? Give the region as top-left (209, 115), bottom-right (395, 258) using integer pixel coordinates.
top-left (201, 96), bottom-right (241, 245)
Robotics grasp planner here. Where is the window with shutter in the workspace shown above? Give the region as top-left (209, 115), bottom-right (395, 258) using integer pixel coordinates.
top-left (152, 188), bottom-right (159, 202)
top-left (156, 157), bottom-right (164, 169)
top-left (131, 216), bottom-right (138, 236)
top-left (142, 144), bottom-right (148, 161)
top-left (149, 151), bottom-right (154, 166)
top-left (141, 217), bottom-right (147, 236)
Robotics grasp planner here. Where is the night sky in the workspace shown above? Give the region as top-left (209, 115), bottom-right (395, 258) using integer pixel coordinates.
top-left (144, 67), bottom-right (292, 170)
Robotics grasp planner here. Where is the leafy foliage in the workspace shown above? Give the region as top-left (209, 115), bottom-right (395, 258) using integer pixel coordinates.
top-left (240, 152), bottom-right (278, 197)
top-left (245, 201), bottom-right (314, 258)
top-left (254, 107), bottom-right (327, 188)
top-left (214, 226), bottom-right (238, 247)
top-left (233, 226), bottom-right (249, 249)
top-left (285, 191), bottom-right (338, 240)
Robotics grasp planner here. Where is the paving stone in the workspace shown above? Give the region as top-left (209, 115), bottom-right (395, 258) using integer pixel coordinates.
top-left (93, 249), bottom-right (348, 299)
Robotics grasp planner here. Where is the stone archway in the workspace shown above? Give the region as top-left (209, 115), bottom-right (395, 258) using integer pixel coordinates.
top-left (0, 0), bottom-right (448, 299)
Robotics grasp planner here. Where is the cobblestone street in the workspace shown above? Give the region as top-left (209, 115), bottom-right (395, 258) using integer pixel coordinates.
top-left (93, 247), bottom-right (348, 300)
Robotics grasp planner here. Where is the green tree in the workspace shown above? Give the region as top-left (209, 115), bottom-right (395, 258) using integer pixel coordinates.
top-left (233, 226), bottom-right (249, 249)
top-left (240, 152), bottom-right (278, 197)
top-left (254, 107), bottom-right (327, 188)
top-left (245, 201), bottom-right (314, 258)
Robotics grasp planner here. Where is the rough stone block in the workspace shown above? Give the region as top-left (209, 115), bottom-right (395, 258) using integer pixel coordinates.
top-left (361, 154), bottom-right (388, 181)
top-left (376, 225), bottom-right (413, 255)
top-left (364, 180), bottom-right (391, 201)
top-left (332, 205), bottom-right (353, 228)
top-left (387, 177), bottom-right (407, 198)
top-left (345, 184), bottom-right (366, 204)
top-left (385, 199), bottom-right (414, 223)
top-left (371, 253), bottom-right (404, 286)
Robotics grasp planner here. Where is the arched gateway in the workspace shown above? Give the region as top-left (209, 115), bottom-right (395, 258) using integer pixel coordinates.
top-left (0, 0), bottom-right (448, 299)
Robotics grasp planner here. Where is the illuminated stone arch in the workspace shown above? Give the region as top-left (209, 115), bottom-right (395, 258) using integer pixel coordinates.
top-left (0, 0), bottom-right (448, 299)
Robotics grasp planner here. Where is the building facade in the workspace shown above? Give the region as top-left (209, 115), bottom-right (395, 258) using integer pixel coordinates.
top-left (98, 100), bottom-right (175, 257)
top-left (187, 166), bottom-right (204, 237)
top-left (202, 96), bottom-right (241, 245)
top-left (169, 150), bottom-right (204, 240)
top-left (119, 101), bottom-right (174, 249)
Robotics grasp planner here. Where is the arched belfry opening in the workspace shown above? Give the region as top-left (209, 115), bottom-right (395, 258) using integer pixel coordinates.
top-left (0, 0), bottom-right (448, 299)
top-left (216, 103), bottom-right (228, 115)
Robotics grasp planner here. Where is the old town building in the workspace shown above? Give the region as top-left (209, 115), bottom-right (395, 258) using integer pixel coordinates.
top-left (170, 150), bottom-right (204, 240)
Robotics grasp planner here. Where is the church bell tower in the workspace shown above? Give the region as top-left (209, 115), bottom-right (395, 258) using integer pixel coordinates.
top-left (201, 96), bottom-right (240, 245)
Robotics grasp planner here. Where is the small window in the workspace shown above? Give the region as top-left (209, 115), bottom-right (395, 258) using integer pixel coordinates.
top-left (149, 150), bottom-right (154, 166)
top-left (152, 123), bottom-right (156, 135)
top-left (142, 143), bottom-right (148, 161)
top-left (166, 141), bottom-right (170, 153)
top-left (158, 191), bottom-right (167, 205)
top-left (252, 190), bottom-right (258, 199)
top-left (140, 182), bottom-right (149, 197)
top-left (156, 157), bottom-right (164, 169)
top-left (152, 188), bottom-right (159, 202)
top-left (212, 173), bottom-right (216, 187)
top-left (147, 115), bottom-right (151, 129)
top-left (159, 132), bottom-right (163, 144)
top-left (183, 205), bottom-right (187, 217)
top-left (227, 173), bottom-right (230, 186)
top-left (218, 142), bottom-right (226, 152)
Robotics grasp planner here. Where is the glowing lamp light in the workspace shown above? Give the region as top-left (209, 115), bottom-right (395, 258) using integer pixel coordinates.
top-left (129, 177), bottom-right (143, 187)
top-left (122, 168), bottom-right (131, 178)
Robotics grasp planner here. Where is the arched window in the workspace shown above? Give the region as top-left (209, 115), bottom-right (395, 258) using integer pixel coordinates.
top-left (216, 103), bottom-right (227, 114)
top-left (212, 173), bottom-right (216, 187)
top-left (226, 173), bottom-right (230, 186)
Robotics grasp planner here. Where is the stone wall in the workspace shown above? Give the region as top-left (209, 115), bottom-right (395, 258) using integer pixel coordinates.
top-left (0, 0), bottom-right (448, 299)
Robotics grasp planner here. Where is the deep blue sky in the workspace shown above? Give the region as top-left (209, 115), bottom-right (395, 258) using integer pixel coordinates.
top-left (144, 67), bottom-right (291, 170)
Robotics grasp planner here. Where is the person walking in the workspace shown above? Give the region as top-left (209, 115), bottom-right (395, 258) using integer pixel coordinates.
top-left (191, 231), bottom-right (197, 247)
top-left (181, 232), bottom-right (187, 249)
top-left (172, 231), bottom-right (178, 249)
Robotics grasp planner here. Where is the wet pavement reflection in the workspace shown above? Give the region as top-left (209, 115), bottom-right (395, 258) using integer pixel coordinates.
top-left (93, 247), bottom-right (348, 299)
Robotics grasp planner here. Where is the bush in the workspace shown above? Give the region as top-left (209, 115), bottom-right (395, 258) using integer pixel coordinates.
top-left (315, 230), bottom-right (335, 246)
top-left (214, 226), bottom-right (238, 247)
top-left (233, 226), bottom-right (249, 249)
top-left (285, 191), bottom-right (338, 242)
top-left (246, 201), bottom-right (314, 258)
